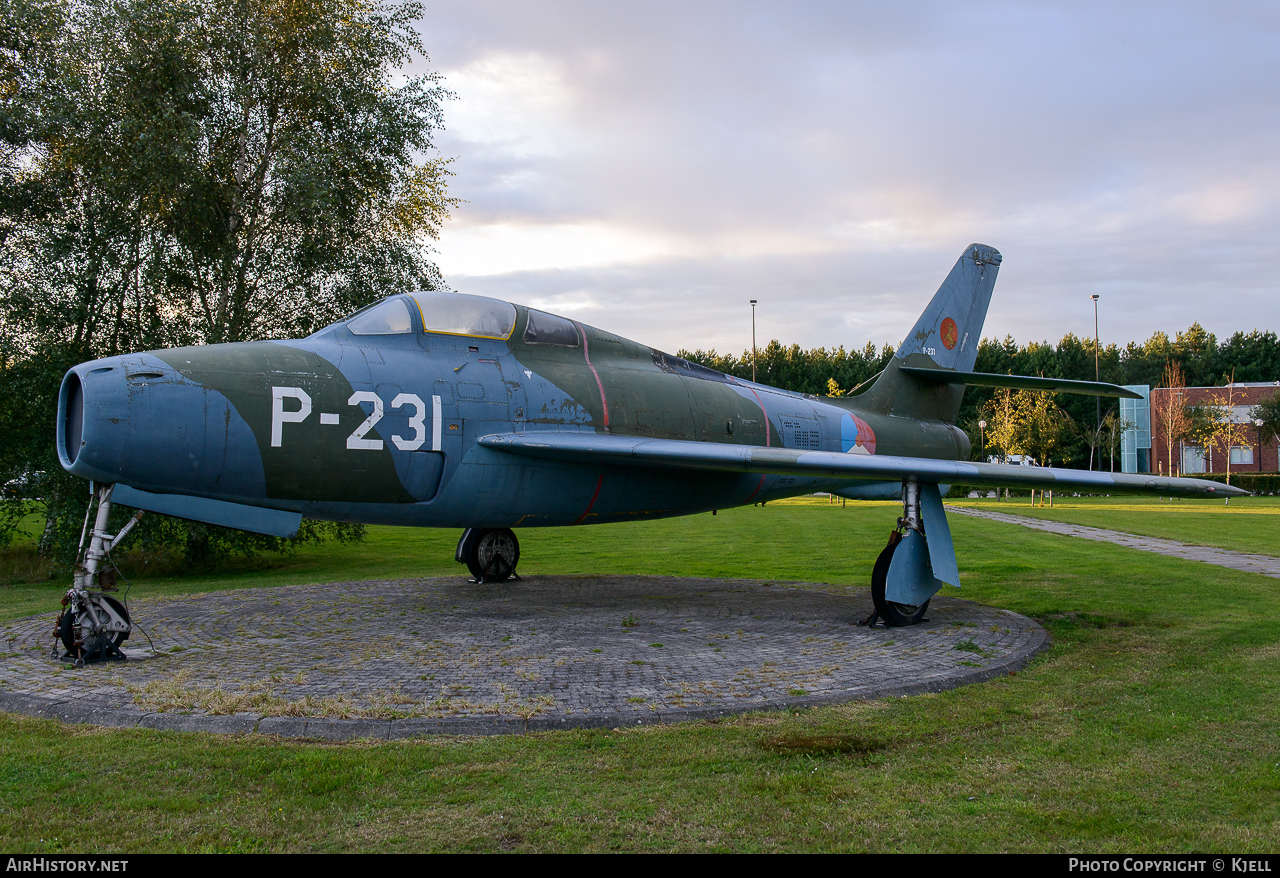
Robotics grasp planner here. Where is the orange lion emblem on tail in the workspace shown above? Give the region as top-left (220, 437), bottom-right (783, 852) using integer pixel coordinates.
top-left (940, 317), bottom-right (958, 350)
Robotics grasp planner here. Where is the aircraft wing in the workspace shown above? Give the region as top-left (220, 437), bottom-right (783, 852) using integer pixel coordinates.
top-left (479, 432), bottom-right (1246, 498)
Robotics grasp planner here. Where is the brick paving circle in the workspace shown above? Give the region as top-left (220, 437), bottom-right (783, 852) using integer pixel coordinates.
top-left (0, 576), bottom-right (1048, 739)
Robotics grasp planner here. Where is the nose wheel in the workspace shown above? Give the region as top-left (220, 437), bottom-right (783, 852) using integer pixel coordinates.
top-left (456, 528), bottom-right (521, 583)
top-left (56, 591), bottom-right (131, 664)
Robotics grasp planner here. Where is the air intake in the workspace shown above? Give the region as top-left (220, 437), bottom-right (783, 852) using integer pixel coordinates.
top-left (61, 372), bottom-right (84, 465)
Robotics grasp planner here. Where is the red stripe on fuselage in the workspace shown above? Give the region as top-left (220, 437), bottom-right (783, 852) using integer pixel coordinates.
top-left (743, 385), bottom-right (771, 447)
top-left (574, 475), bottom-right (605, 524)
top-left (575, 321), bottom-right (610, 432)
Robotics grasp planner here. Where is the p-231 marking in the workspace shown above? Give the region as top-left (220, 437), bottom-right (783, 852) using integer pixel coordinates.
top-left (270, 386), bottom-right (443, 452)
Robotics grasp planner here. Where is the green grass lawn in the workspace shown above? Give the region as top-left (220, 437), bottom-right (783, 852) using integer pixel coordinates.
top-left (2, 496), bottom-right (1279, 852)
top-left (952, 495), bottom-right (1280, 557)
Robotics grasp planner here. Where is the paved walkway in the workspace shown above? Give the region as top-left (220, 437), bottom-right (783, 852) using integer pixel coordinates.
top-left (0, 576), bottom-right (1047, 739)
top-left (950, 506), bottom-right (1280, 578)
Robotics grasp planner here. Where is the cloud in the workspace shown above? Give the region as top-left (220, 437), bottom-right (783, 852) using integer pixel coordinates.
top-left (415, 1), bottom-right (1280, 351)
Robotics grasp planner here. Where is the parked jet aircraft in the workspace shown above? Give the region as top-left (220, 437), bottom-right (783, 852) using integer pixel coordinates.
top-left (54, 244), bottom-right (1243, 662)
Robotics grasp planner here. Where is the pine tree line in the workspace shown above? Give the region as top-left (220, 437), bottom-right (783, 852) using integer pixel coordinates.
top-left (681, 323), bottom-right (1280, 469)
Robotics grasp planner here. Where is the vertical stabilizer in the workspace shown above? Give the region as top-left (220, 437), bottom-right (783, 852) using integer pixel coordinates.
top-left (855, 244), bottom-right (1001, 422)
top-left (896, 243), bottom-right (1000, 373)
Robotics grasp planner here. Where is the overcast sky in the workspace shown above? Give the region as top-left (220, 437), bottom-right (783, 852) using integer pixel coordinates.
top-left (409, 1), bottom-right (1280, 357)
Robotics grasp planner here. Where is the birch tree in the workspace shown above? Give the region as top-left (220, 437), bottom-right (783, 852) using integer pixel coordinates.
top-left (1150, 361), bottom-right (1191, 476)
top-left (1, 0), bottom-right (457, 561)
top-left (2, 0), bottom-right (457, 354)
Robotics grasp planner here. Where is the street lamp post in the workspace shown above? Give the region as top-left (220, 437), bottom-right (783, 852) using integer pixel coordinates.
top-left (1256, 418), bottom-right (1264, 472)
top-left (978, 419), bottom-right (987, 462)
top-left (750, 299), bottom-right (757, 383)
top-left (1092, 294), bottom-right (1101, 470)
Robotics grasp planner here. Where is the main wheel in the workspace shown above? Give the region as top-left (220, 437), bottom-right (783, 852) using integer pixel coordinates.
top-left (465, 528), bottom-right (520, 582)
top-left (58, 594), bottom-right (130, 658)
top-left (870, 531), bottom-right (930, 627)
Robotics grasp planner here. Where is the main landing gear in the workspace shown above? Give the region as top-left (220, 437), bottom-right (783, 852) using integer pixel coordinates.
top-left (456, 528), bottom-right (521, 584)
top-left (861, 479), bottom-right (940, 628)
top-left (55, 484), bottom-right (143, 665)
top-left (867, 531), bottom-right (930, 627)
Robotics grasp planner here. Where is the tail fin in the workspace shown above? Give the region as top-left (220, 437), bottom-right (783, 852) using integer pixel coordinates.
top-left (855, 243), bottom-right (1001, 422)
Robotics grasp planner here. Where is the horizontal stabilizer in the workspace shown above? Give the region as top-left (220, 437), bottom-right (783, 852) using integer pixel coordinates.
top-left (900, 367), bottom-right (1142, 399)
top-left (479, 432), bottom-right (1247, 498)
top-left (112, 484), bottom-right (302, 538)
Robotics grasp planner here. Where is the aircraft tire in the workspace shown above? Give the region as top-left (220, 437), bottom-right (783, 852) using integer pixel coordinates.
top-left (465, 528), bottom-right (520, 582)
top-left (58, 594), bottom-right (130, 659)
top-left (870, 531), bottom-right (930, 627)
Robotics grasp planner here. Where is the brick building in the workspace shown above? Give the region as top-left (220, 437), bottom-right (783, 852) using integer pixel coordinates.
top-left (1147, 382), bottom-right (1280, 476)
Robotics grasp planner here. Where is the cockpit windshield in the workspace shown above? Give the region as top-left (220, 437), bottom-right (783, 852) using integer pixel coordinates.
top-left (409, 291), bottom-right (517, 340)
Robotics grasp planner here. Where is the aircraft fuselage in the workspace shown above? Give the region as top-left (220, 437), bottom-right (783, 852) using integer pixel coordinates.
top-left (58, 299), bottom-right (970, 529)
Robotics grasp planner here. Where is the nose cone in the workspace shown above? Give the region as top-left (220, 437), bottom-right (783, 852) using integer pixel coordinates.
top-left (57, 353), bottom-right (267, 498)
top-left (58, 358), bottom-right (131, 481)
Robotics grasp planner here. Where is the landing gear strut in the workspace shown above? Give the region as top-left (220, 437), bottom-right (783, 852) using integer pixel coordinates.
top-left (456, 528), bottom-right (521, 583)
top-left (54, 483), bottom-right (142, 665)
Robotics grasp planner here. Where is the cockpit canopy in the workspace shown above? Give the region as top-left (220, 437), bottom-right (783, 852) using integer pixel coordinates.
top-left (340, 290), bottom-right (583, 348)
top-left (347, 291), bottom-right (518, 340)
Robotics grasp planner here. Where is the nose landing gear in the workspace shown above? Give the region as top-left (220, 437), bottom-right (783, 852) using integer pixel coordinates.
top-left (55, 483), bottom-right (143, 665)
top-left (456, 528), bottom-right (521, 583)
